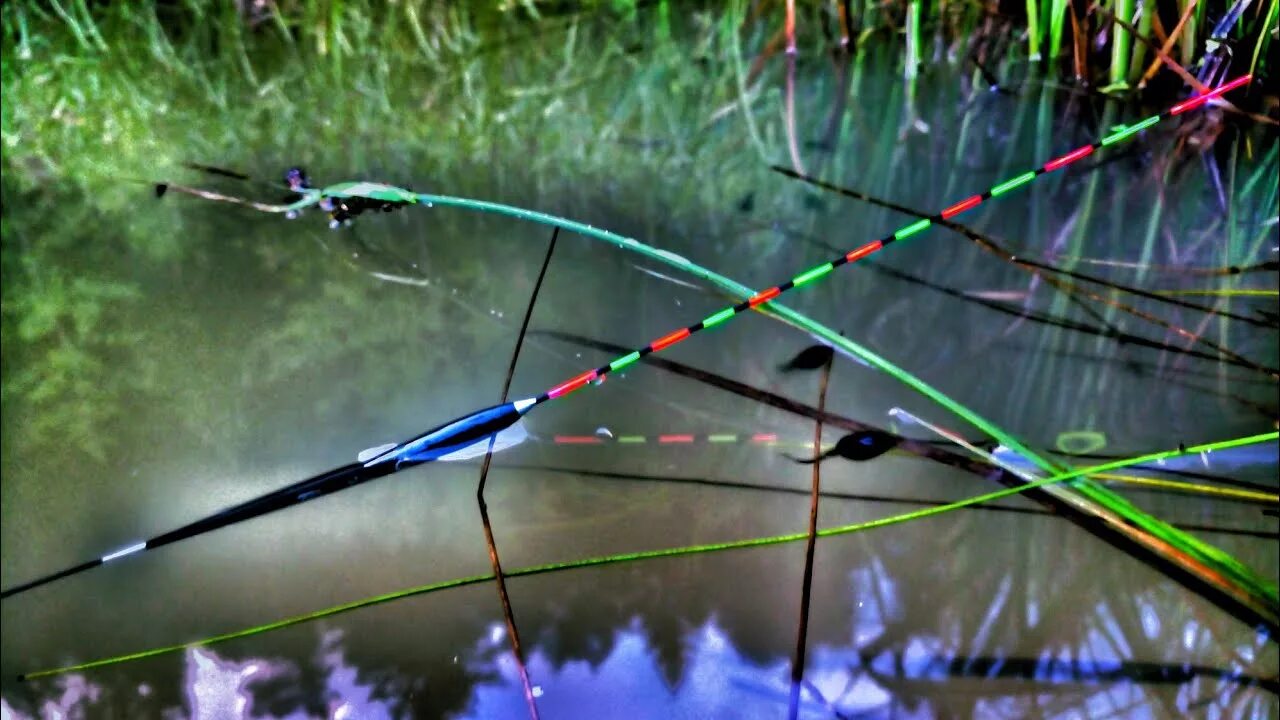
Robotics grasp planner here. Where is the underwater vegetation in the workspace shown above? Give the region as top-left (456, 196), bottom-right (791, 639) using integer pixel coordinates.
top-left (2, 1), bottom-right (1278, 718)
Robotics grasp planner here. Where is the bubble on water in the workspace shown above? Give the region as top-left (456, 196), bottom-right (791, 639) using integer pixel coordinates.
top-left (596, 427), bottom-right (613, 438)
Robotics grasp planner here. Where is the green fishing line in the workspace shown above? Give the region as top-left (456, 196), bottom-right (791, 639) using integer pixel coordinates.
top-left (20, 432), bottom-right (1276, 681)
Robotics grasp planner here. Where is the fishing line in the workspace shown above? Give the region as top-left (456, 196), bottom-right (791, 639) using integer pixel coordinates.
top-left (501, 464), bottom-right (1278, 540)
top-left (1010, 260), bottom-right (1277, 327)
top-left (1155, 289), bottom-right (1278, 298)
top-left (1048, 257), bottom-right (1280, 276)
top-left (19, 431), bottom-right (1274, 681)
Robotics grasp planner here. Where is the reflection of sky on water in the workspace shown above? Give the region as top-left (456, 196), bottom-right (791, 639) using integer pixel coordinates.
top-left (6, 572), bottom-right (1275, 720)
top-left (0, 621), bottom-right (908, 720)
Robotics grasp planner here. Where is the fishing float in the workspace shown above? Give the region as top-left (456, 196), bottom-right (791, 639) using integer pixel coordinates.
top-left (3, 74), bottom-right (1255, 602)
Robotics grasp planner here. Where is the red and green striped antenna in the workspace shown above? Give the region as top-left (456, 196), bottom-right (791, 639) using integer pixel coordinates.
top-left (530, 75), bottom-right (1254, 405)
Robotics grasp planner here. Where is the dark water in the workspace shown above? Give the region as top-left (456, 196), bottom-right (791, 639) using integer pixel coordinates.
top-left (2, 37), bottom-right (1277, 720)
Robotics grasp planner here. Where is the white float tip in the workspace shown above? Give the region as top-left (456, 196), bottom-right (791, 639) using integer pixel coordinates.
top-left (102, 542), bottom-right (147, 563)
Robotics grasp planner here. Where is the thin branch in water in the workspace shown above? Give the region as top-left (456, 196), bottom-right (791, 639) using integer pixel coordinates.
top-left (475, 227), bottom-right (560, 720)
top-left (1044, 256), bottom-right (1280, 278)
top-left (506, 464), bottom-right (1278, 539)
top-left (1138, 0), bottom-right (1199, 88)
top-left (788, 356), bottom-right (831, 720)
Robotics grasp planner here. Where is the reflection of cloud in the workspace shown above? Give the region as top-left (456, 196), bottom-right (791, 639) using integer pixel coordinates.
top-left (5, 602), bottom-right (1276, 718)
top-left (0, 630), bottom-right (396, 720)
top-left (0, 674), bottom-right (104, 720)
top-left (185, 647), bottom-right (278, 719)
top-left (316, 629), bottom-right (394, 720)
top-left (457, 620), bottom-right (897, 720)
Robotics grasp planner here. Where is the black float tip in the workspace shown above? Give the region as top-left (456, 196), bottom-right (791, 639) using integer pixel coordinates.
top-left (778, 344), bottom-right (835, 373)
top-left (155, 183), bottom-right (168, 198)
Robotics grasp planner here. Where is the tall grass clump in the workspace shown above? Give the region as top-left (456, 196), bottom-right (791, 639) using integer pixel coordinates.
top-left (741, 0), bottom-right (1275, 97)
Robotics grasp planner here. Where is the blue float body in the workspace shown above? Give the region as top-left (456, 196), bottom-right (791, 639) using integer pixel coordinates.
top-left (364, 399), bottom-right (532, 469)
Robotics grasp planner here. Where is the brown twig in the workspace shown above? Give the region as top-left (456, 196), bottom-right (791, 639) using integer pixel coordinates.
top-left (1069, 2), bottom-right (1088, 82)
top-left (475, 227), bottom-right (560, 720)
top-left (788, 356), bottom-right (832, 720)
top-left (837, 0), bottom-right (853, 48)
top-left (786, 0), bottom-right (797, 54)
top-left (1093, 4), bottom-right (1278, 126)
top-left (746, 25), bottom-right (788, 85)
top-left (1140, 0), bottom-right (1199, 87)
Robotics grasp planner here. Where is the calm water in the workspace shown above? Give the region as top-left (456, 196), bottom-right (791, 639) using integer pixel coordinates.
top-left (2, 29), bottom-right (1277, 720)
